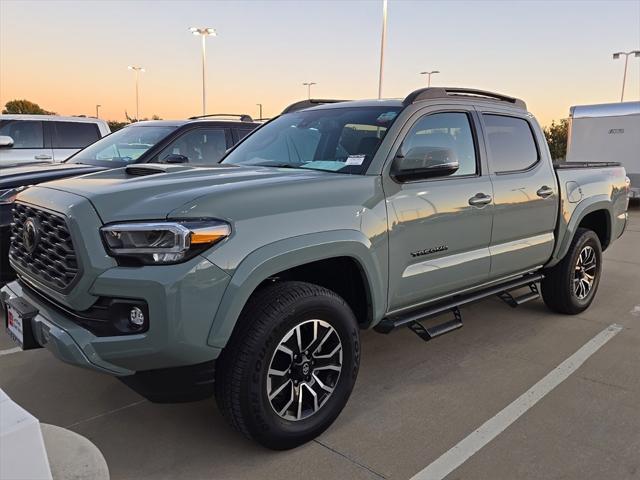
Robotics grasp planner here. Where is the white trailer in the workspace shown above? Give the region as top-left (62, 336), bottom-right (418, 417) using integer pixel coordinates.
top-left (566, 101), bottom-right (640, 198)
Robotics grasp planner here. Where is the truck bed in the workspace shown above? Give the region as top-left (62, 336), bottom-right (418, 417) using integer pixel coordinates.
top-left (548, 162), bottom-right (629, 267)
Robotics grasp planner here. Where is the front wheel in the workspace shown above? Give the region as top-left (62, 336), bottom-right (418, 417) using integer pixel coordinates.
top-left (541, 228), bottom-right (602, 314)
top-left (215, 281), bottom-right (360, 450)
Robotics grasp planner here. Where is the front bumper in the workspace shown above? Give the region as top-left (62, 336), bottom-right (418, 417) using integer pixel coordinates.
top-left (1, 254), bottom-right (230, 376)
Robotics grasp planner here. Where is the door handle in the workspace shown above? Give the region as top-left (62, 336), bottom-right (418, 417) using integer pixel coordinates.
top-left (34, 154), bottom-right (52, 160)
top-left (536, 186), bottom-right (554, 198)
top-left (468, 193), bottom-right (493, 207)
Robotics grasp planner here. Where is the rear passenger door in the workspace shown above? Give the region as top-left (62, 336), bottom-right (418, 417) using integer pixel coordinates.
top-left (479, 110), bottom-right (558, 279)
top-left (384, 106), bottom-right (494, 312)
top-left (50, 121), bottom-right (102, 161)
top-left (0, 119), bottom-right (51, 165)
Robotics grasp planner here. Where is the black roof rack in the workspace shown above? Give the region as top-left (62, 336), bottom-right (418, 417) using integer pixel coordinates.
top-left (188, 113), bottom-right (254, 122)
top-left (281, 99), bottom-right (350, 115)
top-left (403, 87), bottom-right (526, 110)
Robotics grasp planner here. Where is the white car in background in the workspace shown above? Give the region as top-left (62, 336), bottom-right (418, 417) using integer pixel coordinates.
top-left (0, 115), bottom-right (110, 167)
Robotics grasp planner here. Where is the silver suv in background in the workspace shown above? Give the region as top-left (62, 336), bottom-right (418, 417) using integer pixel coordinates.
top-left (0, 115), bottom-right (110, 166)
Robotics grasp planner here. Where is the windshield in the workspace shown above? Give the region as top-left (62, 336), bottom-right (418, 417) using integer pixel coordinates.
top-left (67, 125), bottom-right (177, 167)
top-left (222, 106), bottom-right (402, 174)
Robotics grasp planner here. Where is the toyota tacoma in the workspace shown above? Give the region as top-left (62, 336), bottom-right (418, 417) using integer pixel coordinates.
top-left (1, 88), bottom-right (630, 449)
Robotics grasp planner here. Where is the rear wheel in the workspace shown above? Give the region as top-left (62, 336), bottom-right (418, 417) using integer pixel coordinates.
top-left (541, 228), bottom-right (602, 314)
top-left (215, 281), bottom-right (360, 450)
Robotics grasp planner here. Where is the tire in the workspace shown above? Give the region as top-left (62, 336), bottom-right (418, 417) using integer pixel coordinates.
top-left (541, 228), bottom-right (602, 314)
top-left (214, 281), bottom-right (360, 450)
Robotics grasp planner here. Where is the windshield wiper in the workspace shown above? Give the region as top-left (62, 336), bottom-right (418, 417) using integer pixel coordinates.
top-left (254, 163), bottom-right (305, 169)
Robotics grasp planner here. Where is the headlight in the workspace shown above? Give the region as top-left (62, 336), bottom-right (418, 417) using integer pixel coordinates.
top-left (101, 219), bottom-right (231, 265)
top-left (0, 186), bottom-right (27, 205)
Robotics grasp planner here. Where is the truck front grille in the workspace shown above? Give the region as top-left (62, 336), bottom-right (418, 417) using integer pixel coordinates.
top-left (9, 203), bottom-right (79, 291)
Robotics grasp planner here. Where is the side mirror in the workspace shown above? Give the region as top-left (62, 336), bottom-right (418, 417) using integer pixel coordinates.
top-left (0, 136), bottom-right (14, 148)
top-left (391, 146), bottom-right (459, 182)
top-left (162, 154), bottom-right (189, 164)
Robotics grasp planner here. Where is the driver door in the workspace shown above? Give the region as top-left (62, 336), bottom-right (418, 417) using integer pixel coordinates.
top-left (384, 107), bottom-right (494, 312)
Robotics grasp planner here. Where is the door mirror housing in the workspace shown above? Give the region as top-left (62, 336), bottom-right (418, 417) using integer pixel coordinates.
top-left (391, 146), bottom-right (459, 182)
top-left (162, 154), bottom-right (189, 164)
top-left (0, 136), bottom-right (14, 148)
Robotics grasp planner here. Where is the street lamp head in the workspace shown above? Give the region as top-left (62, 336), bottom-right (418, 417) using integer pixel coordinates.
top-left (128, 65), bottom-right (144, 72)
top-left (612, 52), bottom-right (622, 59)
top-left (190, 27), bottom-right (217, 36)
top-left (634, 51), bottom-right (640, 57)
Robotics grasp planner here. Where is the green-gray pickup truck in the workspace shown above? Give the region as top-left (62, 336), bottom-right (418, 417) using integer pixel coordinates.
top-left (1, 88), bottom-right (630, 449)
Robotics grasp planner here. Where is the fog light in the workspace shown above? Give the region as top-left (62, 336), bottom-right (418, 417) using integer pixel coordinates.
top-left (129, 307), bottom-right (145, 327)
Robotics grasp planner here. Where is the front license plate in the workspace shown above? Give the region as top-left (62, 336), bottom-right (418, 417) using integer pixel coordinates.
top-left (6, 305), bottom-right (24, 348)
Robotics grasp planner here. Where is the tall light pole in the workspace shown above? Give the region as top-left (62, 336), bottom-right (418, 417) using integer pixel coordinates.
top-left (256, 103), bottom-right (263, 120)
top-left (95, 104), bottom-right (101, 119)
top-left (303, 82), bottom-right (316, 100)
top-left (127, 65), bottom-right (144, 121)
top-left (612, 50), bottom-right (640, 102)
top-left (377, 0), bottom-right (388, 99)
top-left (419, 70), bottom-right (440, 87)
top-left (190, 27), bottom-right (217, 116)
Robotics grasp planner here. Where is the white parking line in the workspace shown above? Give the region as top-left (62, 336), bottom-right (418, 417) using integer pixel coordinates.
top-left (0, 347), bottom-right (22, 357)
top-left (410, 323), bottom-right (623, 480)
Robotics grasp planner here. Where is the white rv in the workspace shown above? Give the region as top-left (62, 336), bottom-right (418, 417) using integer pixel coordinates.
top-left (566, 101), bottom-right (640, 198)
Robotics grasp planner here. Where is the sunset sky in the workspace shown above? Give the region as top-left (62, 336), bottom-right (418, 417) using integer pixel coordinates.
top-left (1, 0), bottom-right (639, 126)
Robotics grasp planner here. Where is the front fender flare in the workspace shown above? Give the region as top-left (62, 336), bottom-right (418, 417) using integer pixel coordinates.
top-left (207, 230), bottom-right (387, 349)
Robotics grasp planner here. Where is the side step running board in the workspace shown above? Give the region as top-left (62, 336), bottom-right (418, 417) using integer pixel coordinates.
top-left (375, 273), bottom-right (544, 341)
top-left (497, 282), bottom-right (540, 308)
top-left (407, 307), bottom-right (462, 342)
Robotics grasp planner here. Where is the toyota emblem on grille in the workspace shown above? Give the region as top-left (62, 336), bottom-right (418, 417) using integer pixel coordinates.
top-left (23, 218), bottom-right (41, 254)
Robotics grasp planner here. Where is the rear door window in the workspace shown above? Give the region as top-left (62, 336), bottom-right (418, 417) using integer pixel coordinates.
top-left (158, 128), bottom-right (230, 166)
top-left (236, 128), bottom-right (255, 141)
top-left (483, 115), bottom-right (539, 173)
top-left (52, 121), bottom-right (101, 148)
top-left (0, 120), bottom-right (44, 148)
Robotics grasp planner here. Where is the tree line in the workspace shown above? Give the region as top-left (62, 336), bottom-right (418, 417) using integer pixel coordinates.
top-left (2, 99), bottom-right (160, 132)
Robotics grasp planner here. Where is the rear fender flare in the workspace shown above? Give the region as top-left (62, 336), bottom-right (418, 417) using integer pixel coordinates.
top-left (547, 197), bottom-right (612, 268)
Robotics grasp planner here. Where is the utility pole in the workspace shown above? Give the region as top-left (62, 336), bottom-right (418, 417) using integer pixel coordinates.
top-left (419, 70), bottom-right (440, 87)
top-left (612, 50), bottom-right (640, 102)
top-left (377, 0), bottom-right (388, 99)
top-left (303, 82), bottom-right (317, 100)
top-left (190, 27), bottom-right (217, 115)
top-left (127, 65), bottom-right (145, 120)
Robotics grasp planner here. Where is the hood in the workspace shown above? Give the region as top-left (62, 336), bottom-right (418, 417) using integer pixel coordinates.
top-left (37, 163), bottom-right (340, 223)
top-left (0, 162), bottom-right (104, 190)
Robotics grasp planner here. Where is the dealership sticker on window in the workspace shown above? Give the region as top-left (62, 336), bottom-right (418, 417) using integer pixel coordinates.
top-left (345, 155), bottom-right (366, 166)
